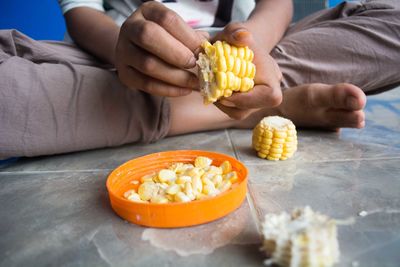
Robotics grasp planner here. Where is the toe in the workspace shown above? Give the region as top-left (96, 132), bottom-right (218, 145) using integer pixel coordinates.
top-left (325, 109), bottom-right (365, 128)
top-left (308, 83), bottom-right (366, 111)
top-left (337, 83), bottom-right (366, 111)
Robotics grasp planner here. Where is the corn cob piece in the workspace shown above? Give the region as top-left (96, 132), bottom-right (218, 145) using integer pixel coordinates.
top-left (252, 116), bottom-right (297, 161)
top-left (123, 156), bottom-right (239, 204)
top-left (197, 40), bottom-right (256, 104)
top-left (261, 206), bottom-right (340, 267)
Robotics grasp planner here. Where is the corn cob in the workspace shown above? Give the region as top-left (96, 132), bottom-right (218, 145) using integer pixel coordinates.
top-left (261, 206), bottom-right (340, 267)
top-left (197, 40), bottom-right (256, 104)
top-left (252, 116), bottom-right (297, 161)
top-left (123, 157), bottom-right (238, 204)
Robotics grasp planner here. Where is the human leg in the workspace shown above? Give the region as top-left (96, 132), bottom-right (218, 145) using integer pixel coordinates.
top-left (272, 0), bottom-right (400, 94)
top-left (0, 30), bottom-right (169, 158)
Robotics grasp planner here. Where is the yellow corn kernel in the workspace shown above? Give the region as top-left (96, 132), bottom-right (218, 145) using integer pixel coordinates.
top-left (150, 194), bottom-right (169, 204)
top-left (166, 184), bottom-right (181, 195)
top-left (186, 167), bottom-right (205, 178)
top-left (205, 165), bottom-right (223, 175)
top-left (140, 173), bottom-right (156, 183)
top-left (203, 182), bottom-right (218, 196)
top-left (169, 162), bottom-right (184, 173)
top-left (175, 192), bottom-right (191, 203)
top-left (138, 182), bottom-right (158, 201)
top-left (232, 57), bottom-right (241, 76)
top-left (192, 175), bottom-right (203, 194)
top-left (158, 183), bottom-right (169, 191)
top-left (176, 175), bottom-right (192, 184)
top-left (195, 193), bottom-right (208, 200)
top-left (220, 160), bottom-right (232, 174)
top-left (217, 57), bottom-right (227, 72)
top-left (194, 156), bottom-right (213, 168)
top-left (224, 171), bottom-right (238, 183)
top-left (218, 180), bottom-right (232, 193)
top-left (197, 40), bottom-right (256, 104)
top-left (226, 55), bottom-right (235, 71)
top-left (252, 116), bottom-right (298, 161)
top-left (166, 194), bottom-right (174, 202)
top-left (223, 89), bottom-right (233, 98)
top-left (184, 182), bottom-right (196, 200)
top-left (212, 174), bottom-right (223, 188)
top-left (158, 169), bottom-right (176, 183)
top-left (124, 189), bottom-right (137, 199)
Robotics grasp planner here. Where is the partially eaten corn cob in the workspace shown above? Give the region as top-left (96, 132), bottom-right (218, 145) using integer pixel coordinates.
top-left (252, 116), bottom-right (297, 161)
top-left (123, 157), bottom-right (239, 204)
top-left (197, 40), bottom-right (256, 104)
top-left (261, 206), bottom-right (340, 267)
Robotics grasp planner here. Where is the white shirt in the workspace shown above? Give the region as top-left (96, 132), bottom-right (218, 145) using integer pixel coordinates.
top-left (58, 0), bottom-right (255, 28)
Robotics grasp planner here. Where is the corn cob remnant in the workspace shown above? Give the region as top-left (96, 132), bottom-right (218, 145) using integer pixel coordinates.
top-left (197, 40), bottom-right (256, 104)
top-left (123, 158), bottom-right (238, 203)
top-left (262, 206), bottom-right (340, 267)
top-left (252, 116), bottom-right (297, 161)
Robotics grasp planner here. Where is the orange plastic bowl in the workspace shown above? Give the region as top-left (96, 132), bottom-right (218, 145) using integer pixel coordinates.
top-left (106, 150), bottom-right (248, 228)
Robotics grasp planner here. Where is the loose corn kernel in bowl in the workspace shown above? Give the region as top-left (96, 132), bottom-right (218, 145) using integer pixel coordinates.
top-left (197, 40), bottom-right (256, 104)
top-left (123, 157), bottom-right (238, 204)
top-left (252, 116), bottom-right (298, 161)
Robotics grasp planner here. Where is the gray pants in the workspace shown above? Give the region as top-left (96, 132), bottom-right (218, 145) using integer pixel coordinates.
top-left (1, 0), bottom-right (400, 158)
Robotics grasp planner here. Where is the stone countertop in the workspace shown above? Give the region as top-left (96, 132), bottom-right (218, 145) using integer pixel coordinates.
top-left (1, 89), bottom-right (399, 267)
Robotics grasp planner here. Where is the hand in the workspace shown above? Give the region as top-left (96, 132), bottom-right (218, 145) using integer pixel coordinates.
top-left (115, 1), bottom-right (208, 97)
top-left (212, 22), bottom-right (283, 120)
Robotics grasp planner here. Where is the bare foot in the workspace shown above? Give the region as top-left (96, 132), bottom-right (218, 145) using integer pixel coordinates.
top-left (239, 83), bottom-right (367, 129)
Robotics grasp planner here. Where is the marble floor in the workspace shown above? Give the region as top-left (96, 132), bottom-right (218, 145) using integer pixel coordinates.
top-left (1, 89), bottom-right (399, 267)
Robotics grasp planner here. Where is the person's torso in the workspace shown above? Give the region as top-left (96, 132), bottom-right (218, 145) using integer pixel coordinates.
top-left (104, 0), bottom-right (255, 28)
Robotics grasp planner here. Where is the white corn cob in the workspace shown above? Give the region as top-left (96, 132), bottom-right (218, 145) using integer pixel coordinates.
top-left (261, 206), bottom-right (340, 267)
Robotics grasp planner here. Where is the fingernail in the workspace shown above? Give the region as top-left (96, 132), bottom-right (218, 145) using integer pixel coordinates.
top-left (346, 96), bottom-right (359, 109)
top-left (180, 88), bottom-right (192, 96)
top-left (186, 56), bottom-right (197, 68)
top-left (219, 99), bottom-right (236, 107)
top-left (232, 29), bottom-right (250, 41)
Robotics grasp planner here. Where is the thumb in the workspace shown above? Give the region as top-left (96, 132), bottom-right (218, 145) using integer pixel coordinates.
top-left (212, 22), bottom-right (254, 47)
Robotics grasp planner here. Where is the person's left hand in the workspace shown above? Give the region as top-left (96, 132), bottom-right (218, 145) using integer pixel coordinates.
top-left (212, 22), bottom-right (283, 120)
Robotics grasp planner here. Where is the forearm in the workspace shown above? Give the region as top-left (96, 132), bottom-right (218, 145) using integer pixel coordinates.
top-left (244, 0), bottom-right (293, 53)
top-left (64, 7), bottom-right (120, 65)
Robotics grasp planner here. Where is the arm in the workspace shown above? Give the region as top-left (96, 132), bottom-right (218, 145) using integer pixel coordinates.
top-left (245, 0), bottom-right (293, 53)
top-left (64, 7), bottom-right (120, 65)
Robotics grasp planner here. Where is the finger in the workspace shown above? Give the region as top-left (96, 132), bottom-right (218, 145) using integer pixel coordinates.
top-left (118, 66), bottom-right (192, 97)
top-left (124, 18), bottom-right (196, 69)
top-left (120, 42), bottom-right (198, 89)
top-left (223, 84), bottom-right (282, 109)
top-left (141, 1), bottom-right (206, 53)
top-left (214, 102), bottom-right (254, 120)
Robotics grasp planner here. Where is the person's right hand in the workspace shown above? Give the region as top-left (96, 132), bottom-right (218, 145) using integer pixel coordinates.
top-left (115, 1), bottom-right (208, 97)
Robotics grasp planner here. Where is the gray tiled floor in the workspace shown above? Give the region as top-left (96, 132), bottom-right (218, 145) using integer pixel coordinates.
top-left (1, 89), bottom-right (399, 267)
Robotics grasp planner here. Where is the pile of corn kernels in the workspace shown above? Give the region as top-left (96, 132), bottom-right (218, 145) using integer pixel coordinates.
top-left (123, 156), bottom-right (238, 204)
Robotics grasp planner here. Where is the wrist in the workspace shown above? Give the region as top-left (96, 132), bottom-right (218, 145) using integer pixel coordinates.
top-left (241, 20), bottom-right (275, 53)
